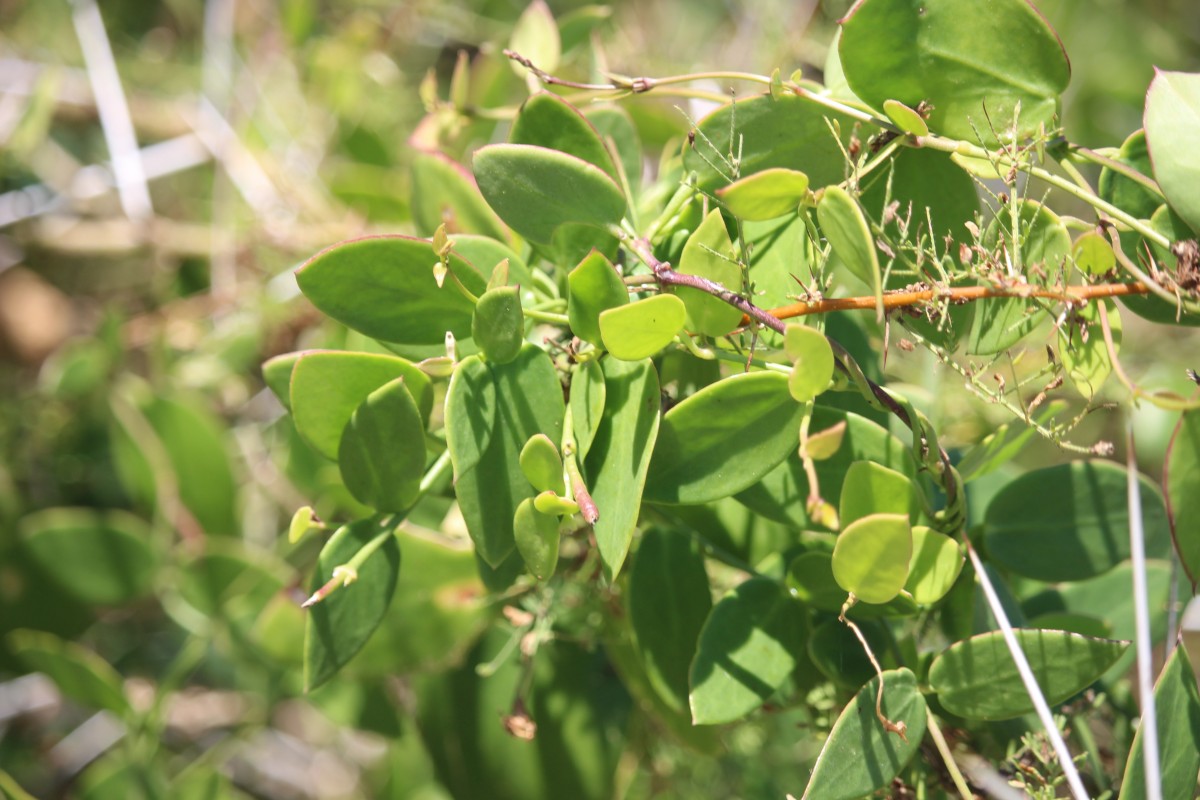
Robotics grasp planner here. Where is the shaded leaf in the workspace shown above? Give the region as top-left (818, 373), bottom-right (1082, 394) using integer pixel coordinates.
top-left (1119, 645), bottom-right (1200, 800)
top-left (568, 250), bottom-right (628, 347)
top-left (904, 526), bottom-right (962, 605)
top-left (689, 577), bottom-right (805, 724)
top-left (8, 629), bottom-right (131, 717)
top-left (801, 669), bottom-right (927, 800)
top-left (444, 355), bottom-right (496, 479)
top-left (510, 92), bottom-right (618, 180)
top-left (1166, 409), bottom-right (1200, 586)
top-left (1144, 70), bottom-right (1200, 232)
top-left (818, 186), bottom-right (882, 308)
top-left (674, 209), bottom-right (744, 337)
top-left (569, 359), bottom-right (606, 461)
top-left (411, 153), bottom-right (509, 241)
top-left (337, 378), bottom-right (426, 513)
top-left (513, 498), bottom-right (559, 580)
top-left (472, 286), bottom-right (525, 364)
top-left (928, 629), bottom-right (1128, 720)
top-left (305, 516), bottom-right (402, 691)
top-left (645, 371), bottom-right (803, 505)
top-left (585, 358), bottom-right (660, 579)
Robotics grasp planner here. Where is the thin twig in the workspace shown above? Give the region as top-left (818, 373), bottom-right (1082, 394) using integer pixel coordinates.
top-left (840, 595), bottom-right (907, 740)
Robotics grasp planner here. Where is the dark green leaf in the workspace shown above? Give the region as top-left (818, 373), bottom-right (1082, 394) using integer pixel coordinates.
top-left (684, 94), bottom-right (854, 194)
top-left (8, 629), bottom-right (131, 717)
top-left (1119, 645), bottom-right (1200, 800)
top-left (444, 355), bottom-right (496, 479)
top-left (337, 378), bottom-right (426, 513)
top-left (569, 359), bottom-right (606, 460)
top-left (473, 144), bottom-right (626, 245)
top-left (984, 460), bottom-right (1171, 581)
top-left (839, 0), bottom-right (1069, 143)
top-left (1166, 409), bottom-right (1200, 585)
top-left (645, 371), bottom-right (803, 505)
top-left (296, 235), bottom-right (486, 345)
top-left (904, 526), bottom-right (962, 605)
top-left (568, 250), bottom-right (628, 347)
top-left (584, 105), bottom-right (641, 193)
top-left (673, 209), bottom-right (744, 337)
top-left (929, 629), bottom-right (1129, 720)
top-left (689, 577), bottom-right (805, 724)
top-left (472, 286), bottom-right (525, 364)
top-left (304, 516), bottom-right (402, 691)
top-left (455, 345), bottom-right (565, 566)
top-left (20, 508), bottom-right (157, 606)
top-left (1099, 130), bottom-right (1160, 221)
top-left (819, 186), bottom-right (881, 308)
top-left (290, 350), bottom-right (433, 460)
top-left (628, 528), bottom-right (712, 714)
top-left (801, 669), bottom-right (927, 800)
top-left (585, 357), bottom-right (660, 579)
top-left (860, 147), bottom-right (979, 251)
top-left (807, 618), bottom-right (896, 689)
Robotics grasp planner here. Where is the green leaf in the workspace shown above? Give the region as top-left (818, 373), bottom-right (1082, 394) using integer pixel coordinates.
top-left (784, 324), bottom-right (834, 402)
top-left (585, 357), bottom-right (660, 579)
top-left (736, 407), bottom-right (915, 528)
top-left (584, 105), bottom-right (642, 192)
top-left (473, 144), bottom-right (626, 245)
top-left (410, 153), bottom-right (509, 241)
top-left (1119, 645), bottom-right (1200, 800)
top-left (8, 629), bottom-right (131, 717)
top-left (860, 147), bottom-right (979, 251)
top-left (807, 618), bottom-right (897, 689)
top-left (928, 629), bottom-right (1129, 720)
top-left (684, 93), bottom-right (855, 194)
top-left (304, 516), bottom-right (402, 691)
top-left (599, 294), bottom-right (686, 361)
top-left (472, 286), bottom-right (525, 364)
top-left (508, 0), bottom-right (560, 79)
top-left (673, 209), bottom-right (744, 337)
top-left (534, 491), bottom-right (578, 516)
top-left (838, 461), bottom-right (920, 527)
top-left (818, 186), bottom-right (882, 315)
top-left (800, 669), bottom-right (927, 800)
top-left (965, 200), bottom-right (1069, 354)
top-left (444, 355), bottom-right (496, 479)
top-left (1072, 231), bottom-right (1117, 277)
top-left (1167, 410), bottom-right (1200, 586)
top-left (1144, 70), bottom-right (1200, 232)
top-left (296, 235), bottom-right (486, 345)
top-left (1059, 299), bottom-right (1120, 399)
top-left (569, 359), bottom-right (606, 461)
top-left (882, 99), bottom-right (928, 136)
top-left (744, 214), bottom-right (811, 320)
top-left (788, 552), bottom-right (918, 620)
top-left (450, 234), bottom-right (533, 298)
top-left (984, 460), bottom-right (1171, 581)
top-left (1118, 205), bottom-right (1200, 327)
top-left (839, 0), bottom-right (1069, 143)
top-left (1099, 130), bottom-right (1160, 221)
top-left (628, 528), bottom-right (713, 715)
top-left (455, 345), bottom-right (565, 566)
top-left (19, 508), bottom-right (157, 606)
top-left (568, 250), bottom-right (628, 347)
top-left (519, 433), bottom-right (564, 495)
top-left (510, 93), bottom-right (618, 181)
top-left (337, 378), bottom-right (426, 513)
top-left (956, 401), bottom-right (1066, 482)
top-left (262, 351), bottom-right (303, 411)
top-left (513, 498), bottom-right (559, 580)
top-left (644, 371), bottom-right (803, 505)
top-left (290, 350), bottom-right (433, 460)
top-left (689, 577), bottom-right (805, 724)
top-left (832, 513), bottom-right (912, 605)
top-left (716, 168), bottom-right (810, 221)
top-left (904, 526), bottom-right (963, 605)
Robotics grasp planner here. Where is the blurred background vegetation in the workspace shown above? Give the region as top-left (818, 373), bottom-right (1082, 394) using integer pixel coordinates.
top-left (0, 1), bottom-right (1198, 798)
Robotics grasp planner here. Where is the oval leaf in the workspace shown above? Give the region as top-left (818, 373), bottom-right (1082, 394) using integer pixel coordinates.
top-left (20, 508), bottom-right (157, 606)
top-left (304, 516), bottom-right (402, 691)
top-left (1166, 409), bottom-right (1200, 585)
top-left (519, 433), bottom-right (564, 495)
top-left (410, 153), bottom-right (509, 241)
top-left (444, 355), bottom-right (496, 479)
top-left (839, 0), bottom-right (1070, 143)
top-left (984, 460), bottom-right (1171, 581)
top-left (716, 168), bottom-right (810, 222)
top-left (785, 324), bottom-right (834, 402)
top-left (513, 498), bottom-right (560, 580)
top-left (689, 577), bottom-right (805, 724)
top-left (1145, 70), bottom-right (1200, 232)
top-left (928, 629), bottom-right (1129, 720)
top-left (599, 294), bottom-right (686, 361)
top-left (801, 669), bottom-right (927, 800)
top-left (473, 144), bottom-right (626, 245)
top-left (1119, 645), bottom-right (1200, 800)
top-left (337, 377), bottom-right (426, 513)
top-left (838, 461), bottom-right (920, 527)
top-left (569, 359), bottom-right (606, 461)
top-left (904, 526), bottom-right (963, 605)
top-left (472, 286), bottom-right (525, 364)
top-left (296, 235), bottom-right (486, 345)
top-left (882, 99), bottom-right (928, 136)
top-left (832, 513), bottom-right (912, 605)
top-left (290, 350), bottom-right (433, 460)
top-left (568, 250), bottom-right (628, 347)
top-left (8, 629), bottom-right (131, 717)
top-left (510, 92), bottom-right (619, 181)
top-left (644, 371), bottom-right (803, 505)
top-left (818, 186), bottom-right (882, 311)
